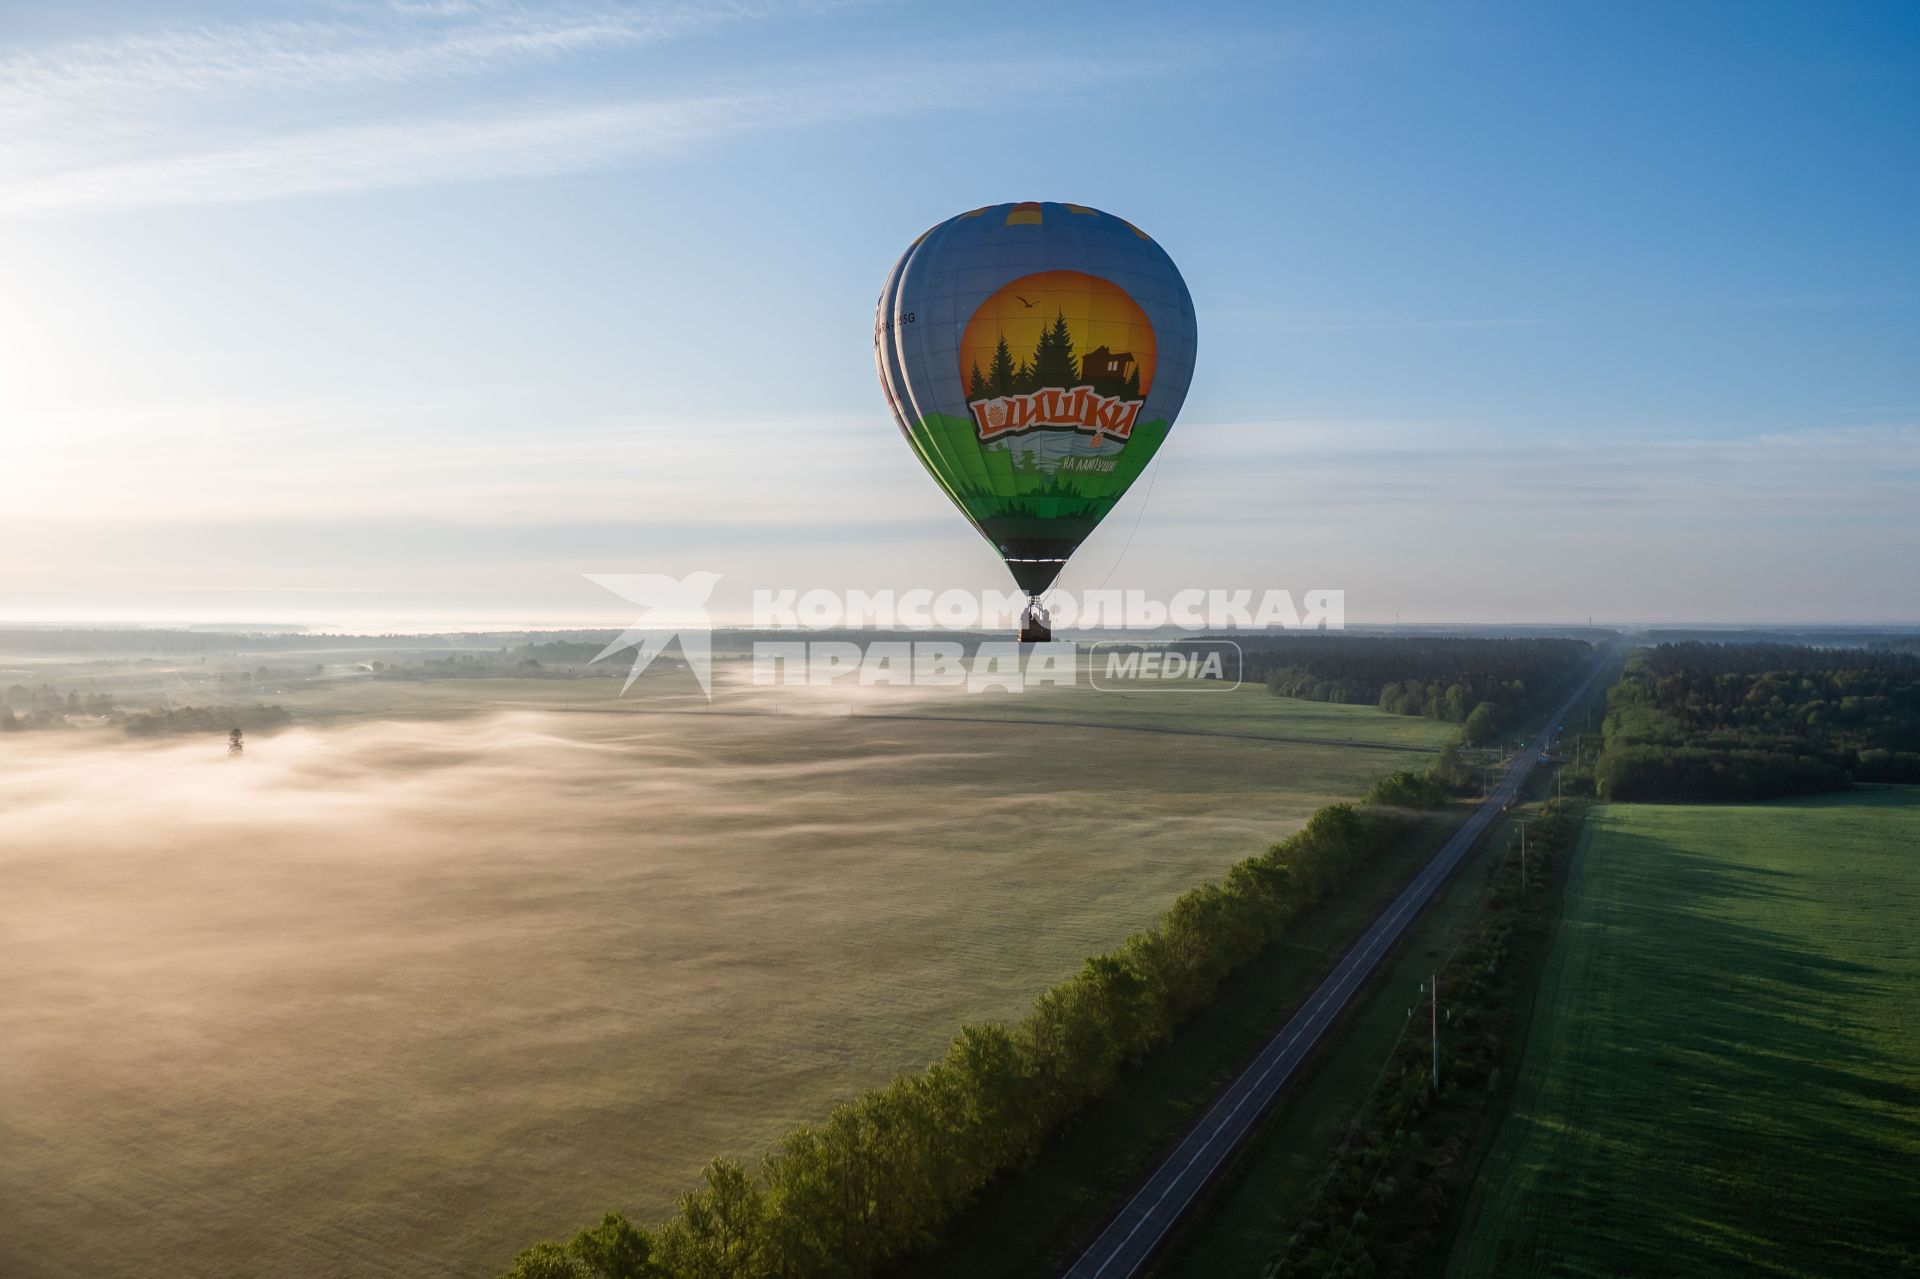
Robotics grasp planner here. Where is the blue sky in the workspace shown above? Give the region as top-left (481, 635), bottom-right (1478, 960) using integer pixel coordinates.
top-left (3, 0), bottom-right (1916, 627)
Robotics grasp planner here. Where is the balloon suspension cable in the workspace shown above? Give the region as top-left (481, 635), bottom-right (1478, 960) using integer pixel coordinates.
top-left (1087, 449), bottom-right (1165, 598)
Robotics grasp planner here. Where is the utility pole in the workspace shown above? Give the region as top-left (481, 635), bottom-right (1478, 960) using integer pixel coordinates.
top-left (1518, 819), bottom-right (1528, 893)
top-left (1430, 972), bottom-right (1440, 1093)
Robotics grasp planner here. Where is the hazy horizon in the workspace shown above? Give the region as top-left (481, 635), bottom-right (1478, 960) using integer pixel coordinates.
top-left (5, 613), bottom-right (1920, 636)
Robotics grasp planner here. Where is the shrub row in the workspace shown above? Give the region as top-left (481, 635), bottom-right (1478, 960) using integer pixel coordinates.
top-left (1365, 768), bottom-right (1451, 809)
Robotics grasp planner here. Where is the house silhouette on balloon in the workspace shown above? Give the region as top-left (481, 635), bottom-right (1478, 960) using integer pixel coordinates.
top-left (1079, 346), bottom-right (1140, 399)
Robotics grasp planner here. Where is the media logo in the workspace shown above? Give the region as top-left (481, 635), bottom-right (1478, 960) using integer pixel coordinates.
top-left (584, 571), bottom-right (720, 698)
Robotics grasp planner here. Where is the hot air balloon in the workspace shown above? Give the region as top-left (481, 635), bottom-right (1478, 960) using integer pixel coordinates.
top-left (875, 201), bottom-right (1197, 639)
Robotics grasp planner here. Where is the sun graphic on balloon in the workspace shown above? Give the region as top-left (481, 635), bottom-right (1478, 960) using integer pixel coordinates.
top-left (958, 270), bottom-right (1158, 403)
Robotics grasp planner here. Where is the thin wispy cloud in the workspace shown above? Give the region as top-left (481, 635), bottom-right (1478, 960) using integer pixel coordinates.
top-left (0, 4), bottom-right (1195, 216)
top-left (1150, 420), bottom-right (1920, 524)
top-left (4, 405), bottom-right (932, 526)
top-left (0, 1), bottom-right (805, 123)
top-left (0, 67), bottom-right (1098, 215)
top-left (1207, 310), bottom-right (1547, 333)
top-left (0, 2), bottom-right (812, 176)
top-left (13, 389), bottom-right (1917, 539)
top-left (4, 89), bottom-right (828, 213)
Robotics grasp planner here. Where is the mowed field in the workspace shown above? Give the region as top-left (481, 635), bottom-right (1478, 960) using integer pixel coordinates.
top-left (0, 667), bottom-right (1448, 1279)
top-left (1456, 790), bottom-right (1920, 1277)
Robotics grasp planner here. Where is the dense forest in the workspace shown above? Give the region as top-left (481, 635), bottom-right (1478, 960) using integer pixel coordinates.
top-left (1242, 636), bottom-right (1591, 744)
top-left (1596, 642), bottom-right (1920, 802)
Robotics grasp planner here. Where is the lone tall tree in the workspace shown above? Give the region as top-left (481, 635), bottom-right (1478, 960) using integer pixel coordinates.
top-left (1030, 309), bottom-right (1080, 389)
top-left (228, 727), bottom-right (244, 757)
top-left (987, 333), bottom-right (1018, 397)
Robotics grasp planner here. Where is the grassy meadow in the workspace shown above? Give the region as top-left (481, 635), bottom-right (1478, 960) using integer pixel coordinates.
top-left (0, 650), bottom-right (1451, 1279)
top-left (1455, 790), bottom-right (1920, 1277)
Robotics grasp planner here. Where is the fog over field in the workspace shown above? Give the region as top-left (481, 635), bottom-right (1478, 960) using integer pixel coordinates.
top-left (0, 685), bottom-right (1441, 1279)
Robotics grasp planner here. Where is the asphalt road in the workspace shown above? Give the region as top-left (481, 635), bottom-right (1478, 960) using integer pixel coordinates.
top-left (1060, 656), bottom-right (1615, 1279)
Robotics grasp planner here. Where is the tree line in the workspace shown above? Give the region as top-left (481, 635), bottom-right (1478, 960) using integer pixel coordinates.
top-left (123, 704), bottom-right (293, 737)
top-left (1, 683), bottom-right (116, 730)
top-left (1595, 642), bottom-right (1920, 802)
top-left (0, 681), bottom-right (297, 739)
top-left (501, 802), bottom-right (1420, 1279)
top-left (1244, 636), bottom-right (1591, 745)
top-left (1645, 628), bottom-right (1920, 652)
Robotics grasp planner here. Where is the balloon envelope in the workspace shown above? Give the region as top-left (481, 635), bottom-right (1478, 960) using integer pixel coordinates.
top-left (875, 201), bottom-right (1197, 595)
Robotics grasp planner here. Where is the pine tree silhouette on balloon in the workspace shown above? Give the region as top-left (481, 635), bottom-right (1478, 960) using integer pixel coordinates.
top-left (967, 311), bottom-right (1134, 403)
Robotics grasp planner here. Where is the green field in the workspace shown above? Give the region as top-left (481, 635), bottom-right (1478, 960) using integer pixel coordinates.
top-left (1455, 791), bottom-right (1920, 1277)
top-left (0, 661), bottom-right (1450, 1279)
